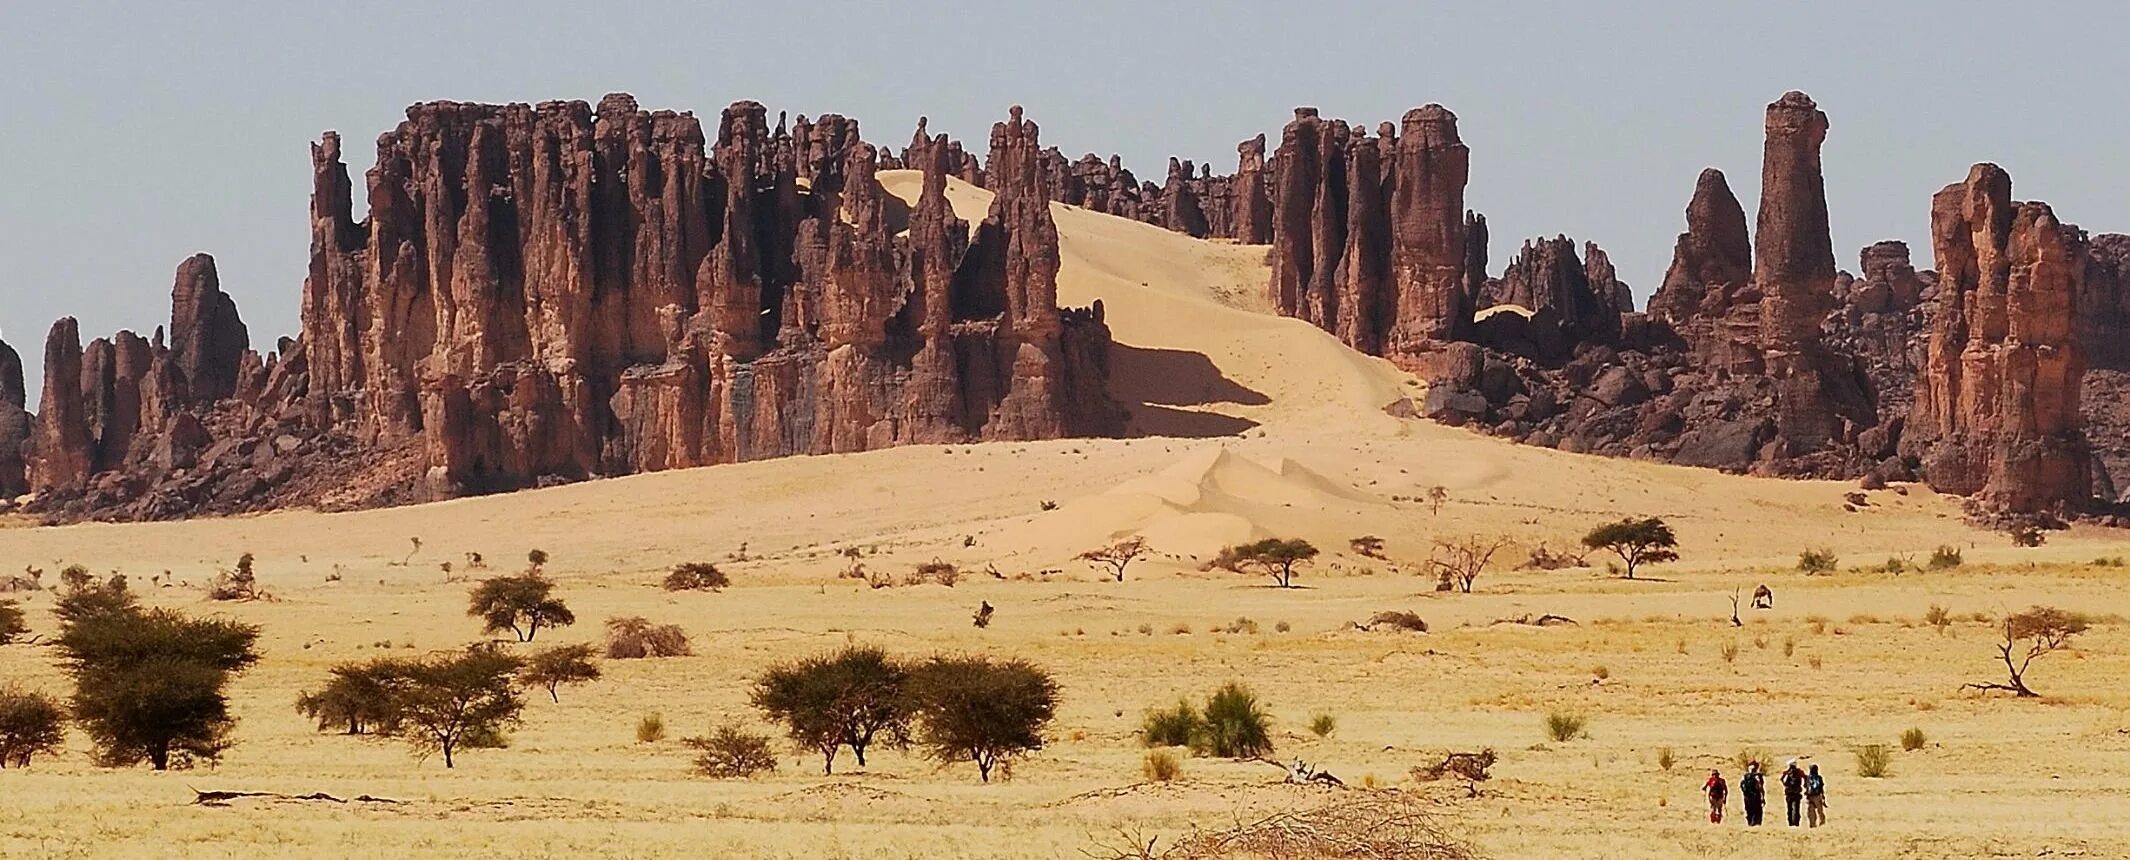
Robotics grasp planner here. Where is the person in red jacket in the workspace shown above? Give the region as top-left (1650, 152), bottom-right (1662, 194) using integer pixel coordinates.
top-left (1703, 769), bottom-right (1729, 823)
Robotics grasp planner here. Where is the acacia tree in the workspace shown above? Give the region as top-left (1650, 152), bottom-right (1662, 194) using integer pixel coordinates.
top-left (1213, 538), bottom-right (1319, 588)
top-left (55, 594), bottom-right (260, 770)
top-left (907, 655), bottom-right (1058, 782)
top-left (1428, 535), bottom-right (1514, 593)
top-left (296, 660), bottom-right (405, 735)
top-left (750, 646), bottom-right (911, 774)
top-left (1077, 537), bottom-right (1150, 582)
top-left (0, 687), bottom-right (66, 768)
top-left (467, 573), bottom-right (575, 642)
top-left (382, 650), bottom-right (526, 768)
top-left (1966, 607), bottom-right (2089, 697)
top-left (1581, 517), bottom-right (1679, 579)
top-left (520, 643), bottom-right (601, 702)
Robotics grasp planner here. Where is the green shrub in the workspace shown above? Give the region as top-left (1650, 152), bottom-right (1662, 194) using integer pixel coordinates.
top-left (1544, 711), bottom-right (1586, 743)
top-left (1927, 545), bottom-right (1963, 569)
top-left (0, 686), bottom-right (66, 768)
top-left (1856, 743), bottom-right (1893, 777)
top-left (1797, 548), bottom-right (1838, 574)
top-left (751, 646), bottom-right (912, 775)
top-left (1899, 727), bottom-right (1926, 751)
top-left (1140, 700), bottom-right (1202, 747)
top-left (906, 655), bottom-right (1058, 782)
top-left (684, 722), bottom-right (778, 778)
top-left (1196, 683), bottom-right (1273, 759)
top-left (1308, 713), bottom-right (1337, 738)
top-left (663, 563), bottom-right (729, 592)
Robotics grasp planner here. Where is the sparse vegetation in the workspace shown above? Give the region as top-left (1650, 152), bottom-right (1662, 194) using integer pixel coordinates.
top-left (604, 616), bottom-right (692, 659)
top-left (1655, 746), bottom-right (1675, 771)
top-left (0, 600), bottom-right (25, 645)
top-left (1928, 545), bottom-right (1964, 569)
top-left (1195, 683), bottom-right (1273, 759)
top-left (909, 559), bottom-right (961, 587)
top-left (378, 650), bottom-right (526, 768)
top-left (0, 686), bottom-right (66, 768)
top-left (207, 552), bottom-right (262, 601)
top-left (1426, 534), bottom-right (1512, 593)
top-left (2008, 522), bottom-right (2047, 547)
top-left (663, 562), bottom-right (729, 592)
top-left (1924, 604), bottom-right (1953, 633)
top-left (1426, 485), bottom-right (1449, 515)
top-left (520, 643), bottom-right (601, 702)
top-left (1797, 547), bottom-right (1839, 574)
top-left (751, 646), bottom-right (912, 774)
top-left (635, 712), bottom-right (667, 743)
top-left (1966, 606), bottom-right (2088, 697)
top-left (1141, 700), bottom-right (1202, 748)
top-left (1211, 538), bottom-right (1319, 588)
top-left (1720, 641), bottom-right (1739, 663)
top-left (684, 722), bottom-right (778, 778)
top-left (1543, 711), bottom-right (1586, 743)
top-left (1078, 537), bottom-right (1151, 582)
top-left (1900, 727), bottom-right (1927, 751)
top-left (1143, 748), bottom-right (1183, 782)
top-left (1581, 517), bottom-right (1678, 579)
top-left (1363, 610), bottom-right (1429, 633)
top-left (1349, 535), bottom-right (1386, 558)
top-left (1856, 743), bottom-right (1894, 777)
top-left (467, 573), bottom-right (575, 642)
top-left (295, 659), bottom-right (404, 735)
top-left (1308, 713), bottom-right (1337, 738)
top-left (906, 655), bottom-right (1058, 782)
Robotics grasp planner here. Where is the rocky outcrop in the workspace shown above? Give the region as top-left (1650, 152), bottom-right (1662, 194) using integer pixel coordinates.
top-left (1269, 105), bottom-right (1474, 368)
top-left (21, 96), bottom-right (1119, 522)
top-left (1160, 158), bottom-right (1209, 239)
top-left (0, 337), bottom-right (29, 498)
top-left (1232, 134), bottom-right (1272, 244)
top-left (1647, 168), bottom-right (1757, 372)
top-left (2080, 235), bottom-right (2130, 498)
top-left (1471, 236), bottom-right (1630, 358)
top-left (1905, 164), bottom-right (2091, 512)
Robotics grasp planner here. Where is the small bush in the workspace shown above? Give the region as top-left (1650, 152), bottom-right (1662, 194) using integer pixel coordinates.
top-left (1143, 748), bottom-right (1183, 782)
top-left (663, 563), bottom-right (729, 592)
top-left (1308, 713), bottom-right (1337, 738)
top-left (1655, 746), bottom-right (1675, 771)
top-left (207, 552), bottom-right (261, 601)
top-left (1899, 727), bottom-right (1926, 751)
top-left (1591, 665), bottom-right (1610, 681)
top-left (0, 686), bottom-right (67, 768)
top-left (2009, 523), bottom-right (2046, 547)
top-left (1876, 556), bottom-right (1908, 575)
top-left (1927, 545), bottom-right (1964, 569)
top-left (606, 617), bottom-right (692, 659)
top-left (1169, 622), bottom-right (1192, 635)
top-left (684, 722), bottom-right (778, 778)
top-left (1274, 620), bottom-right (1291, 633)
top-left (1923, 604), bottom-right (1953, 632)
top-left (1735, 747), bottom-right (1767, 769)
top-left (1365, 611), bottom-right (1429, 633)
top-left (1809, 654), bottom-right (1824, 670)
top-left (0, 600), bottom-right (25, 645)
top-left (1856, 743), bottom-right (1893, 777)
top-left (1140, 700), bottom-right (1202, 747)
top-left (1544, 711), bottom-right (1586, 743)
top-left (2092, 556), bottom-right (2126, 568)
top-left (1783, 636), bottom-right (1796, 657)
top-left (910, 560), bottom-right (960, 587)
top-left (1218, 617), bottom-right (1259, 635)
top-left (636, 712), bottom-right (667, 744)
top-left (1720, 642), bottom-right (1739, 664)
top-left (1797, 548), bottom-right (1839, 574)
top-left (1196, 683), bottom-right (1273, 759)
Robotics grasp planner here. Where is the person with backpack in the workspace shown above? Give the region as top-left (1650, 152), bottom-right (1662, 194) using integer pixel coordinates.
top-left (1703, 769), bottom-right (1729, 823)
top-left (1806, 763), bottom-right (1828, 827)
top-left (1780, 759), bottom-right (1807, 826)
top-left (1739, 760), bottom-right (1766, 826)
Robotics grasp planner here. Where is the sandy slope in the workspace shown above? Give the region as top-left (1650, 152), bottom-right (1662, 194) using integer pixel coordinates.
top-left (1, 181), bottom-right (2127, 859)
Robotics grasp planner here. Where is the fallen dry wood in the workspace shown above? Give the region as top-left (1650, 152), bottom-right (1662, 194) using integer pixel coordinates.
top-left (191, 788), bottom-right (401, 806)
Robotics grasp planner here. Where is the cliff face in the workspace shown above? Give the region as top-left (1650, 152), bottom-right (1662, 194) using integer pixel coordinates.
top-left (14, 96), bottom-right (1120, 521)
top-left (1904, 164), bottom-right (2091, 511)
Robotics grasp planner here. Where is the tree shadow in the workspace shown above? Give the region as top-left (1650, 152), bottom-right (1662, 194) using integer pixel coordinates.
top-left (1111, 343), bottom-right (1267, 438)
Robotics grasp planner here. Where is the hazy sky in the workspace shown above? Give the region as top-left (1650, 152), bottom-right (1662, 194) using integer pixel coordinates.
top-left (3, 1), bottom-right (2125, 403)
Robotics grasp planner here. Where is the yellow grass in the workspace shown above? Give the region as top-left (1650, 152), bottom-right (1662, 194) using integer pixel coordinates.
top-left (2, 178), bottom-right (2128, 858)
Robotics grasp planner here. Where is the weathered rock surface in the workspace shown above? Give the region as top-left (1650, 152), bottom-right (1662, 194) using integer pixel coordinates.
top-left (1904, 164), bottom-right (2091, 512)
top-left (21, 96), bottom-right (1121, 522)
top-left (0, 337), bottom-right (30, 498)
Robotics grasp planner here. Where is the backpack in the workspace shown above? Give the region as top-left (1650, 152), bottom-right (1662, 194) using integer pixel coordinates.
top-left (1807, 773), bottom-right (1825, 797)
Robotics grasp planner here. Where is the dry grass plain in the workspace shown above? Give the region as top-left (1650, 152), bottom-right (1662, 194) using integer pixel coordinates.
top-left (3, 177), bottom-right (2128, 859)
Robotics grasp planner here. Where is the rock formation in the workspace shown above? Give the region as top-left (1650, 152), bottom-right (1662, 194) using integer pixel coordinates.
top-left (1646, 168), bottom-right (1757, 373)
top-left (1231, 134), bottom-right (1273, 244)
top-left (20, 96), bottom-right (1120, 521)
top-left (1471, 236), bottom-right (1630, 358)
top-left (2080, 234), bottom-right (2130, 498)
top-left (1905, 164), bottom-right (2091, 511)
top-left (1268, 105), bottom-right (1475, 367)
top-left (0, 337), bottom-right (29, 498)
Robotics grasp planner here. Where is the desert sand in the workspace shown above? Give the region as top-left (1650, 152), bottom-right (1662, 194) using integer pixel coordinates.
top-left (2, 176), bottom-right (2127, 859)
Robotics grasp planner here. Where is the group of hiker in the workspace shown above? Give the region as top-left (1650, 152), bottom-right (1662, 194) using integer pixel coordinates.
top-left (1702, 759), bottom-right (1826, 828)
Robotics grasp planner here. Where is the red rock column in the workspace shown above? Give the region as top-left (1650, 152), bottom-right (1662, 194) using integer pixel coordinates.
top-left (1386, 104), bottom-right (1474, 357)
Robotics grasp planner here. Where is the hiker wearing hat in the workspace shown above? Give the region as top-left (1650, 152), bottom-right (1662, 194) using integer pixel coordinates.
top-left (1780, 759), bottom-right (1807, 826)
